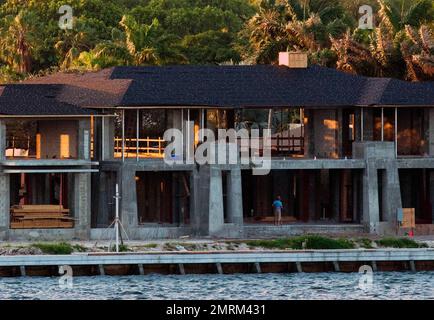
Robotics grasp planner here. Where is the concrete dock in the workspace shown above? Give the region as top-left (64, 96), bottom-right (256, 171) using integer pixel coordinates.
top-left (1, 249), bottom-right (434, 276)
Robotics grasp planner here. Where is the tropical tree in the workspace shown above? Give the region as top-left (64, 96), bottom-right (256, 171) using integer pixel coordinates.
top-left (119, 15), bottom-right (160, 65)
top-left (0, 9), bottom-right (43, 73)
top-left (401, 24), bottom-right (434, 80)
top-left (331, 0), bottom-right (434, 79)
top-left (244, 0), bottom-right (352, 64)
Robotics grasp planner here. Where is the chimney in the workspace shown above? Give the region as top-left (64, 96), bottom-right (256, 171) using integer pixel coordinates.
top-left (278, 52), bottom-right (308, 68)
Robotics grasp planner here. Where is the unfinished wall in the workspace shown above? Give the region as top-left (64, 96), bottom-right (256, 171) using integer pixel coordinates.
top-left (38, 120), bottom-right (78, 159)
top-left (304, 109), bottom-right (339, 158)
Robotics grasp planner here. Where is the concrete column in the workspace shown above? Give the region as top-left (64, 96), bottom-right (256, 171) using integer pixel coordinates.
top-left (330, 170), bottom-right (340, 222)
top-left (0, 173), bottom-right (10, 240)
top-left (226, 168), bottom-right (243, 226)
top-left (78, 118), bottom-right (91, 160)
top-left (209, 166), bottom-right (224, 235)
top-left (101, 117), bottom-right (115, 160)
top-left (381, 160), bottom-right (402, 222)
top-left (192, 165), bottom-right (225, 236)
top-left (362, 163), bottom-right (380, 233)
top-left (0, 119), bottom-right (6, 160)
top-left (355, 141), bottom-right (402, 234)
top-left (120, 165), bottom-right (138, 228)
top-left (304, 110), bottom-right (315, 158)
top-left (337, 109), bottom-right (343, 158)
top-left (73, 173), bottom-right (91, 240)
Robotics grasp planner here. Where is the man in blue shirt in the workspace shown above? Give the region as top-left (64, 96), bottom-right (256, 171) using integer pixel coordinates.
top-left (272, 196), bottom-right (283, 226)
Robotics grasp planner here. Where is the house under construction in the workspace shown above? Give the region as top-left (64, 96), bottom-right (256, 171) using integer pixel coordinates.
top-left (1, 52), bottom-right (434, 241)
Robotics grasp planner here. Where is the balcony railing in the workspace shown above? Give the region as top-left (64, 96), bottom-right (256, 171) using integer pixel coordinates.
top-left (114, 137), bottom-right (165, 159)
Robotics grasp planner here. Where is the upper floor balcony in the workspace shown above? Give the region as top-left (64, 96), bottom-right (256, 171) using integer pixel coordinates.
top-left (101, 106), bottom-right (433, 164)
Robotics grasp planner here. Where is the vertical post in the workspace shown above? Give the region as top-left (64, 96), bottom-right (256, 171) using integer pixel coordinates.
top-left (200, 108), bottom-right (205, 142)
top-left (115, 183), bottom-right (120, 253)
top-left (381, 107), bottom-right (384, 141)
top-left (121, 110), bottom-right (125, 162)
top-left (101, 116), bottom-right (105, 161)
top-left (395, 107), bottom-right (398, 158)
top-left (361, 107), bottom-right (364, 142)
top-left (187, 109), bottom-right (190, 160)
top-left (136, 109), bottom-right (139, 161)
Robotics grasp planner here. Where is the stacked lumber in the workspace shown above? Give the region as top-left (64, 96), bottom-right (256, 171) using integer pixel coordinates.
top-left (10, 205), bottom-right (74, 229)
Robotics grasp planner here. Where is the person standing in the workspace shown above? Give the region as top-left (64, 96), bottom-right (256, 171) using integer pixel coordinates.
top-left (272, 196), bottom-right (283, 226)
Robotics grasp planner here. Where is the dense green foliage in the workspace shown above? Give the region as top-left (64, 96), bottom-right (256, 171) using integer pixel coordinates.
top-left (245, 236), bottom-right (428, 249)
top-left (32, 242), bottom-right (86, 254)
top-left (0, 0), bottom-right (256, 80)
top-left (0, 0), bottom-right (433, 82)
top-left (245, 235), bottom-right (355, 249)
top-left (377, 237), bottom-right (427, 248)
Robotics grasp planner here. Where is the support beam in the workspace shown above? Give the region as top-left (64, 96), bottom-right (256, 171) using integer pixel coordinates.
top-left (226, 168), bottom-right (243, 226)
top-left (178, 263), bottom-right (186, 275)
top-left (371, 261), bottom-right (378, 272)
top-left (333, 261), bottom-right (340, 272)
top-left (138, 263), bottom-right (144, 275)
top-left (296, 262), bottom-right (303, 273)
top-left (120, 165), bottom-right (139, 229)
top-left (73, 173), bottom-right (91, 240)
top-left (0, 173), bottom-right (10, 240)
top-left (98, 264), bottom-right (105, 276)
top-left (409, 260), bottom-right (416, 272)
top-left (20, 266), bottom-right (26, 277)
top-left (254, 262), bottom-right (261, 274)
top-left (216, 263), bottom-right (223, 274)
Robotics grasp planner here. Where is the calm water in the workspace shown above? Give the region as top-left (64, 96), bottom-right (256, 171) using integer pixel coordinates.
top-left (0, 272), bottom-right (433, 300)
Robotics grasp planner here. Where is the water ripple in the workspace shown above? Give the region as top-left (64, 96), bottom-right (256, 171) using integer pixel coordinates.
top-left (0, 272), bottom-right (433, 300)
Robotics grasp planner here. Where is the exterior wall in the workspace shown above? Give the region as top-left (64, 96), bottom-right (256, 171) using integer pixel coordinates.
top-left (304, 109), bottom-right (339, 158)
top-left (38, 120), bottom-right (78, 159)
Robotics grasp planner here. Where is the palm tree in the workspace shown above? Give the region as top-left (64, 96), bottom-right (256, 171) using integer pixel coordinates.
top-left (245, 0), bottom-right (350, 64)
top-left (0, 10), bottom-right (42, 73)
top-left (401, 24), bottom-right (434, 80)
top-left (331, 0), bottom-right (434, 79)
top-left (119, 15), bottom-right (159, 65)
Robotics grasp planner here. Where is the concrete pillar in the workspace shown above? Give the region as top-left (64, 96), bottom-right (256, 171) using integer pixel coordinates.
top-left (101, 117), bottom-right (115, 160)
top-left (73, 173), bottom-right (91, 240)
top-left (226, 168), bottom-right (243, 226)
top-left (0, 173), bottom-right (10, 240)
top-left (337, 109), bottom-right (343, 158)
top-left (120, 165), bottom-right (138, 228)
top-left (78, 118), bottom-right (91, 160)
top-left (192, 165), bottom-right (224, 236)
top-left (304, 110), bottom-right (315, 158)
top-left (381, 160), bottom-right (402, 222)
top-left (362, 163), bottom-right (380, 233)
top-left (0, 119), bottom-right (6, 160)
top-left (354, 141), bottom-right (402, 234)
top-left (209, 166), bottom-right (224, 235)
top-left (330, 170), bottom-right (340, 222)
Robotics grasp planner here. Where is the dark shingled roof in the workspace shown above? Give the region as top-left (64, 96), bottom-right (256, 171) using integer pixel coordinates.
top-left (21, 68), bottom-right (130, 107)
top-left (110, 65), bottom-right (434, 107)
top-left (0, 84), bottom-right (96, 115)
top-left (1, 65), bottom-right (433, 115)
